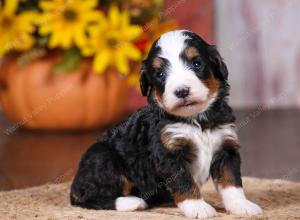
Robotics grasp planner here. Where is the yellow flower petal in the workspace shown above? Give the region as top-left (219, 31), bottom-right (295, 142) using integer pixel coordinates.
top-left (109, 5), bottom-right (120, 28)
top-left (39, 23), bottom-right (52, 35)
top-left (122, 44), bottom-right (141, 60)
top-left (39, 1), bottom-right (56, 10)
top-left (0, 34), bottom-right (13, 56)
top-left (123, 26), bottom-right (142, 40)
top-left (14, 34), bottom-right (34, 50)
top-left (74, 29), bottom-right (87, 47)
top-left (83, 11), bottom-right (104, 23)
top-left (81, 46), bottom-right (94, 56)
top-left (115, 52), bottom-right (129, 74)
top-left (93, 49), bottom-right (111, 73)
top-left (18, 12), bottom-right (38, 29)
top-left (49, 33), bottom-right (61, 48)
top-left (81, 0), bottom-right (98, 10)
top-left (120, 12), bottom-right (129, 27)
top-left (87, 25), bottom-right (101, 36)
top-left (61, 32), bottom-right (73, 48)
top-left (3, 0), bottom-right (18, 15)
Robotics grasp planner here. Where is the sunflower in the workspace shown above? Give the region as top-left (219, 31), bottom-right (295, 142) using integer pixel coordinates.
top-left (0, 0), bottom-right (37, 56)
top-left (39, 0), bottom-right (102, 49)
top-left (84, 5), bottom-right (142, 74)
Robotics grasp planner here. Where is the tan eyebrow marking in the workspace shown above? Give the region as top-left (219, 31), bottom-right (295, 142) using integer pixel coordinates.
top-left (153, 57), bottom-right (164, 68)
top-left (185, 46), bottom-right (200, 60)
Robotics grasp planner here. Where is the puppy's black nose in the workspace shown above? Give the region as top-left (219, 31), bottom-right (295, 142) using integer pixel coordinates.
top-left (174, 86), bottom-right (190, 99)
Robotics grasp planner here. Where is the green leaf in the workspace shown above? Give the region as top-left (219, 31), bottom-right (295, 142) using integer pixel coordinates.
top-left (53, 48), bottom-right (82, 73)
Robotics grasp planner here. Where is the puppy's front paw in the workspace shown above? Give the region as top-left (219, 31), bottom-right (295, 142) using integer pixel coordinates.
top-left (225, 199), bottom-right (262, 216)
top-left (178, 199), bottom-right (217, 219)
top-left (220, 186), bottom-right (262, 216)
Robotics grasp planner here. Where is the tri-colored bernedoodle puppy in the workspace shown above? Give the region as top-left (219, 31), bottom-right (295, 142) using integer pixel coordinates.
top-left (70, 30), bottom-right (262, 219)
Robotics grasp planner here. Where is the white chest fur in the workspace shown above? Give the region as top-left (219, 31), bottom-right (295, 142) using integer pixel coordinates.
top-left (161, 122), bottom-right (238, 186)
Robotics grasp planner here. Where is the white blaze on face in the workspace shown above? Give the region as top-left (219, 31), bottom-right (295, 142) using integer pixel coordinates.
top-left (156, 30), bottom-right (210, 116)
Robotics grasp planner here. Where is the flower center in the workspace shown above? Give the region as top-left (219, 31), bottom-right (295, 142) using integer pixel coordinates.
top-left (0, 17), bottom-right (13, 28)
top-left (63, 9), bottom-right (78, 22)
top-left (107, 37), bottom-right (119, 48)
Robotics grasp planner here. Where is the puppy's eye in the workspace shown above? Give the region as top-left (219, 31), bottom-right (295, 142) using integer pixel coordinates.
top-left (192, 60), bottom-right (202, 69)
top-left (155, 69), bottom-right (164, 78)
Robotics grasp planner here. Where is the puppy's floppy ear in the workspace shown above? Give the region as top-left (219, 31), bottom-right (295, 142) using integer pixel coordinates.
top-left (140, 61), bottom-right (151, 96)
top-left (208, 46), bottom-right (229, 80)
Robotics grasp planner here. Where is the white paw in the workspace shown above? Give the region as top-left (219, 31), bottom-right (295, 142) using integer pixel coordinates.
top-left (178, 199), bottom-right (217, 219)
top-left (219, 186), bottom-right (262, 216)
top-left (225, 199), bottom-right (262, 216)
top-left (115, 196), bottom-right (147, 211)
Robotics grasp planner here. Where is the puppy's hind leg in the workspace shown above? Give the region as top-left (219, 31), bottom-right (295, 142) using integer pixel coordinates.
top-left (70, 143), bottom-right (147, 211)
top-left (115, 176), bottom-right (148, 212)
top-left (70, 153), bottom-right (120, 209)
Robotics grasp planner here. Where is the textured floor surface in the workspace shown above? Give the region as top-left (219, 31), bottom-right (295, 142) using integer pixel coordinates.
top-left (0, 177), bottom-right (299, 220)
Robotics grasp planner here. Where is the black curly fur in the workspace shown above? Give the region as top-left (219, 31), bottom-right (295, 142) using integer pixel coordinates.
top-left (70, 30), bottom-right (242, 210)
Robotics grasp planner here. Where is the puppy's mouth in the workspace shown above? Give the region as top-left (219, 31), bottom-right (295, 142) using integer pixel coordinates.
top-left (174, 100), bottom-right (202, 109)
top-left (161, 96), bottom-right (213, 117)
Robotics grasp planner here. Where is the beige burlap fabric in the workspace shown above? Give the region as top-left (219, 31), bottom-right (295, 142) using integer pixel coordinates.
top-left (0, 177), bottom-right (299, 220)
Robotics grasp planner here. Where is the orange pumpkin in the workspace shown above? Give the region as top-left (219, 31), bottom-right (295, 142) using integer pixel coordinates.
top-left (0, 53), bottom-right (129, 131)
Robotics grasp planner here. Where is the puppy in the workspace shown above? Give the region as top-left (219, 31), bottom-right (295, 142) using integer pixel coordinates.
top-left (70, 30), bottom-right (262, 219)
